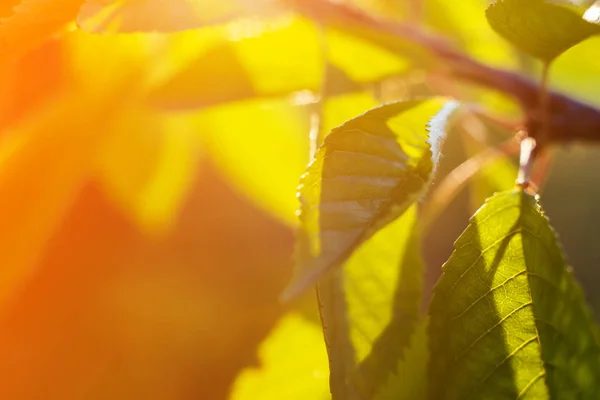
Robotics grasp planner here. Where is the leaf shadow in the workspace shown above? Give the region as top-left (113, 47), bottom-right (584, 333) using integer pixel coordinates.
top-left (429, 201), bottom-right (522, 399)
top-left (353, 226), bottom-right (422, 398)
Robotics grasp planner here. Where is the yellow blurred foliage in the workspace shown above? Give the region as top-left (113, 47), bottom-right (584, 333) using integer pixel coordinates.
top-left (1, 0), bottom-right (600, 399)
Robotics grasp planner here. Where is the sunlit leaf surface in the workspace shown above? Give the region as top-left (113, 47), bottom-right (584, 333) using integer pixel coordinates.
top-left (429, 189), bottom-right (600, 399)
top-left (284, 98), bottom-right (457, 299)
top-left (286, 98), bottom-right (457, 399)
top-left (155, 19), bottom-right (416, 225)
top-left (230, 313), bottom-right (330, 400)
top-left (3, 0), bottom-right (600, 398)
top-left (148, 15), bottom-right (412, 111)
top-left (318, 206), bottom-right (424, 398)
top-left (553, 35), bottom-right (600, 107)
top-left (196, 98), bottom-right (311, 225)
top-left (64, 31), bottom-right (205, 234)
top-left (486, 0), bottom-right (600, 62)
top-left (96, 110), bottom-right (202, 234)
top-left (148, 16), bottom-right (321, 110)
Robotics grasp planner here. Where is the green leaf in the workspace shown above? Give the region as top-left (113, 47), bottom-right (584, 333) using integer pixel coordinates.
top-left (426, 0), bottom-right (519, 68)
top-left (375, 318), bottom-right (429, 400)
top-left (552, 23), bottom-right (600, 108)
top-left (96, 109), bottom-right (202, 235)
top-left (321, 91), bottom-right (380, 137)
top-left (428, 189), bottom-right (600, 399)
top-left (486, 0), bottom-right (600, 62)
top-left (318, 204), bottom-right (424, 399)
top-left (194, 97), bottom-right (311, 226)
top-left (229, 313), bottom-right (330, 400)
top-left (148, 16), bottom-right (415, 111)
top-left (148, 17), bottom-right (322, 110)
top-left (193, 83), bottom-right (377, 227)
top-left (325, 25), bottom-right (411, 83)
top-left (283, 98), bottom-right (458, 300)
top-left (185, 71), bottom-right (377, 227)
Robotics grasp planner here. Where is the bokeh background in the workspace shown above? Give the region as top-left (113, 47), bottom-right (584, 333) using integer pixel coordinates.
top-left (1, 0), bottom-right (600, 399)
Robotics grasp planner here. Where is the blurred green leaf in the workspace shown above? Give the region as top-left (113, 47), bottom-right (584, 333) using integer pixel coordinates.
top-left (96, 110), bottom-right (202, 235)
top-left (325, 25), bottom-right (410, 82)
top-left (552, 35), bottom-right (600, 107)
top-left (229, 313), bottom-right (330, 400)
top-left (148, 17), bottom-right (322, 110)
top-left (486, 0), bottom-right (600, 62)
top-left (426, 0), bottom-right (520, 69)
top-left (189, 73), bottom-right (377, 227)
top-left (195, 98), bottom-right (311, 225)
top-left (149, 16), bottom-right (414, 111)
top-left (284, 98), bottom-right (458, 300)
top-left (428, 189), bottom-right (600, 399)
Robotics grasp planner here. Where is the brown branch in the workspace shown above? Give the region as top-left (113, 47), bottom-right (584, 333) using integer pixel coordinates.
top-left (286, 0), bottom-right (600, 143)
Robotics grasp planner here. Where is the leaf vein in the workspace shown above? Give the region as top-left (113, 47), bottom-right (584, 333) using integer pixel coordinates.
top-left (454, 301), bottom-right (533, 364)
top-left (451, 269), bottom-right (528, 321)
top-left (516, 370), bottom-right (546, 399)
top-left (469, 336), bottom-right (539, 399)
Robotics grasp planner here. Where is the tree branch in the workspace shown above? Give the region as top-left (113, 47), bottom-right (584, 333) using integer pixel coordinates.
top-left (287, 0), bottom-right (600, 143)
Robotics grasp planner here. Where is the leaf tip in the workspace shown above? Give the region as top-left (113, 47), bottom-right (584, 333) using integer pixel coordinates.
top-left (280, 261), bottom-right (326, 303)
top-left (278, 279), bottom-right (308, 304)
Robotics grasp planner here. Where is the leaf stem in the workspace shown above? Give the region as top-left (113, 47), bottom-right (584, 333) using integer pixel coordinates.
top-left (516, 61), bottom-right (551, 188)
top-left (537, 61), bottom-right (551, 143)
top-left (516, 137), bottom-right (537, 188)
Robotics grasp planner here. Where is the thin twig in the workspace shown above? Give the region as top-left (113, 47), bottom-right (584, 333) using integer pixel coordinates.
top-left (516, 137), bottom-right (537, 187)
top-left (517, 61), bottom-right (551, 189)
top-left (466, 105), bottom-right (523, 134)
top-left (535, 62), bottom-right (552, 143)
top-left (285, 0), bottom-right (600, 143)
